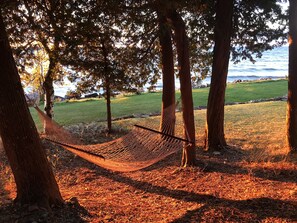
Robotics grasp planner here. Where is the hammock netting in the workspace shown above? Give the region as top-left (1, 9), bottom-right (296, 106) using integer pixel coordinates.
top-left (35, 106), bottom-right (185, 172)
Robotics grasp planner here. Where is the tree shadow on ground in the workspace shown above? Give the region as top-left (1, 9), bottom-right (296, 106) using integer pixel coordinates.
top-left (43, 141), bottom-right (297, 222)
top-left (0, 148), bottom-right (13, 206)
top-left (0, 198), bottom-right (91, 223)
top-left (194, 158), bottom-right (297, 184)
top-left (90, 166), bottom-right (297, 222)
top-left (170, 197), bottom-right (297, 222)
top-left (0, 145), bottom-right (91, 223)
top-left (194, 145), bottom-right (297, 184)
top-left (143, 145), bottom-right (297, 184)
top-left (47, 140), bottom-right (297, 183)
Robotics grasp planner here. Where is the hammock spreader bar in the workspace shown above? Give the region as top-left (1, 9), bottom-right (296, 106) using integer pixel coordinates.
top-left (43, 137), bottom-right (105, 160)
top-left (134, 124), bottom-right (194, 145)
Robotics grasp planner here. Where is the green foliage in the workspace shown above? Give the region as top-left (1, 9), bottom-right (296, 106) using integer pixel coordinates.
top-left (3, 0), bottom-right (70, 91)
top-left (3, 0), bottom-right (288, 93)
top-left (231, 0), bottom-right (288, 63)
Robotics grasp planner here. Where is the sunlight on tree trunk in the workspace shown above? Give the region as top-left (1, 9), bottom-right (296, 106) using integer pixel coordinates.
top-left (205, 0), bottom-right (233, 151)
top-left (286, 0), bottom-right (297, 155)
top-left (171, 10), bottom-right (196, 167)
top-left (0, 13), bottom-right (63, 209)
top-left (43, 60), bottom-right (55, 119)
top-left (158, 13), bottom-right (176, 135)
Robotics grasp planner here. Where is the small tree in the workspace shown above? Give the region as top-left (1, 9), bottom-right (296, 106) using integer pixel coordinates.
top-left (61, 0), bottom-right (152, 133)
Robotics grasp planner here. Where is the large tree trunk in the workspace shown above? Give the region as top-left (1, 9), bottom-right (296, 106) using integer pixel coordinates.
top-left (43, 59), bottom-right (55, 119)
top-left (0, 13), bottom-right (63, 209)
top-left (287, 0), bottom-right (297, 154)
top-left (158, 14), bottom-right (176, 135)
top-left (171, 10), bottom-right (196, 167)
top-left (205, 0), bottom-right (233, 151)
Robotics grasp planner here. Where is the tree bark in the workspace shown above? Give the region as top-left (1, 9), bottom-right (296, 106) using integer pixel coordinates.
top-left (102, 40), bottom-right (112, 133)
top-left (158, 14), bottom-right (176, 135)
top-left (105, 79), bottom-right (112, 133)
top-left (43, 58), bottom-right (55, 119)
top-left (287, 0), bottom-right (297, 154)
top-left (171, 10), bottom-right (196, 166)
top-left (205, 0), bottom-right (233, 151)
top-left (0, 13), bottom-right (63, 209)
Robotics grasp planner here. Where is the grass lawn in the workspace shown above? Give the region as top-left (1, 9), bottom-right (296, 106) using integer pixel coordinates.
top-left (32, 78), bottom-right (289, 160)
top-left (31, 79), bottom-right (288, 126)
top-left (114, 100), bottom-right (288, 160)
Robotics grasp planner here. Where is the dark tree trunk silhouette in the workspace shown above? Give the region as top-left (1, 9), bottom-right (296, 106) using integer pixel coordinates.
top-left (105, 79), bottom-right (112, 133)
top-left (205, 0), bottom-right (233, 151)
top-left (0, 13), bottom-right (63, 209)
top-left (287, 0), bottom-right (297, 154)
top-left (158, 13), bottom-right (176, 135)
top-left (171, 10), bottom-right (196, 166)
top-left (43, 58), bottom-right (56, 119)
top-left (102, 41), bottom-right (112, 133)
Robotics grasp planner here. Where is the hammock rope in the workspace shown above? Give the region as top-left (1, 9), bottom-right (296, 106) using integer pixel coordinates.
top-left (35, 106), bottom-right (184, 172)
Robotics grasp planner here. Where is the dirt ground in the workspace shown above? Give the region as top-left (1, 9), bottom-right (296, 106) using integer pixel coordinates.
top-left (0, 128), bottom-right (297, 223)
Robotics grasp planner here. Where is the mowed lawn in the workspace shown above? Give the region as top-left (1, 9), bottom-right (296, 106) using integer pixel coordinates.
top-left (31, 79), bottom-right (288, 126)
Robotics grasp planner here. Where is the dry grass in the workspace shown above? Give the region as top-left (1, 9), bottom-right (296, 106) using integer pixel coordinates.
top-left (0, 101), bottom-right (297, 223)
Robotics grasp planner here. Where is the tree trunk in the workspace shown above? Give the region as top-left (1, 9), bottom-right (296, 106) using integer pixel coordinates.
top-left (101, 40), bottom-right (112, 133)
top-left (43, 59), bottom-right (55, 119)
top-left (171, 10), bottom-right (196, 167)
top-left (287, 0), bottom-right (297, 154)
top-left (158, 14), bottom-right (176, 135)
top-left (105, 80), bottom-right (112, 133)
top-left (0, 13), bottom-right (63, 209)
top-left (205, 0), bottom-right (233, 151)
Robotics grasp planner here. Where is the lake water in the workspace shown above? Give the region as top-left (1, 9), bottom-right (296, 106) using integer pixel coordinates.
top-left (55, 46), bottom-right (289, 97)
top-left (226, 46), bottom-right (288, 82)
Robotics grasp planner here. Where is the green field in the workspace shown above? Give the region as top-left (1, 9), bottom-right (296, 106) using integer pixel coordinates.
top-left (31, 79), bottom-right (288, 126)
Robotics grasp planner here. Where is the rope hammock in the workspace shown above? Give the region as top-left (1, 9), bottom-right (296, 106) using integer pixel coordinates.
top-left (34, 106), bottom-right (190, 172)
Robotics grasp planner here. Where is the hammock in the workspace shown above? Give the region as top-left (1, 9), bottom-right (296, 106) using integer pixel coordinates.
top-left (35, 106), bottom-right (190, 172)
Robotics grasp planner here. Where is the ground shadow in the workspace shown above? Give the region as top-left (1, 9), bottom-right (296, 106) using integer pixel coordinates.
top-left (0, 199), bottom-right (91, 223)
top-left (89, 166), bottom-right (297, 222)
top-left (194, 158), bottom-right (297, 184)
top-left (194, 145), bottom-right (297, 184)
top-left (44, 141), bottom-right (297, 222)
top-left (170, 197), bottom-right (297, 222)
top-left (47, 140), bottom-right (297, 183)
top-left (0, 148), bottom-right (13, 206)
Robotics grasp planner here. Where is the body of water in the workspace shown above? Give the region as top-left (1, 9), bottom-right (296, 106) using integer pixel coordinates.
top-left (55, 46), bottom-right (289, 97)
top-left (225, 46), bottom-right (288, 83)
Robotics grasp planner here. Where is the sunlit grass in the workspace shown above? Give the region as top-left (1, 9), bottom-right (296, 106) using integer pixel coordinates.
top-left (224, 102), bottom-right (287, 159)
top-left (114, 101), bottom-right (288, 162)
top-left (30, 79), bottom-right (290, 161)
top-left (30, 79), bottom-right (288, 126)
